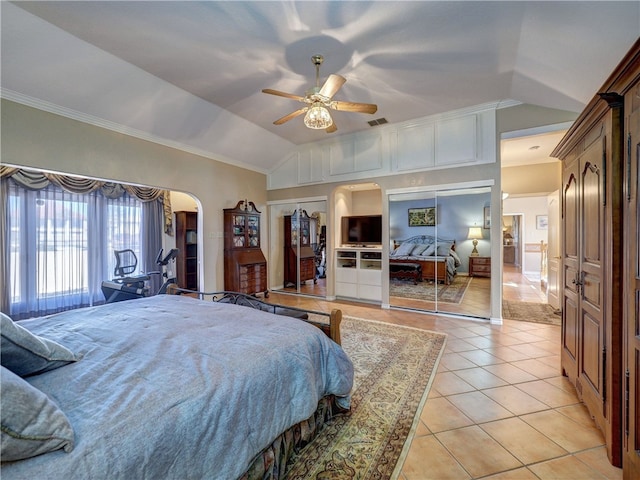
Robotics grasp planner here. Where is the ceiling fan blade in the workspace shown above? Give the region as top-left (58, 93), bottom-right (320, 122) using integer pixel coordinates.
top-left (273, 108), bottom-right (307, 125)
top-left (262, 89), bottom-right (304, 102)
top-left (319, 74), bottom-right (346, 99)
top-left (330, 100), bottom-right (378, 114)
top-left (326, 122), bottom-right (337, 134)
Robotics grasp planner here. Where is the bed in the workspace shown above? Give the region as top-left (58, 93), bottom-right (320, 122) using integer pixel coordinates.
top-left (390, 235), bottom-right (461, 284)
top-left (0, 294), bottom-right (353, 479)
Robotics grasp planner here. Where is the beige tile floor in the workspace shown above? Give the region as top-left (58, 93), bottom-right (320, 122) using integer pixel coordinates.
top-left (269, 266), bottom-right (622, 480)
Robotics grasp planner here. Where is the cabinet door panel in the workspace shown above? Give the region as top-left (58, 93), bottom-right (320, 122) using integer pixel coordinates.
top-left (582, 158), bottom-right (602, 263)
top-left (564, 295), bottom-right (579, 362)
top-left (581, 311), bottom-right (601, 394)
top-left (562, 161), bottom-right (580, 381)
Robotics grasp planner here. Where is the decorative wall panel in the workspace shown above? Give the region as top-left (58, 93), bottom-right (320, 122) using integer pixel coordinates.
top-left (396, 123), bottom-right (435, 172)
top-left (298, 147), bottom-right (323, 184)
top-left (435, 115), bottom-right (478, 165)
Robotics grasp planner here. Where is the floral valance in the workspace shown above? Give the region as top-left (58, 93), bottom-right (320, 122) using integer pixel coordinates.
top-left (0, 166), bottom-right (173, 235)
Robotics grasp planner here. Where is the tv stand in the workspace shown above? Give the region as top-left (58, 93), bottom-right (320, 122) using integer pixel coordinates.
top-left (335, 247), bottom-right (382, 302)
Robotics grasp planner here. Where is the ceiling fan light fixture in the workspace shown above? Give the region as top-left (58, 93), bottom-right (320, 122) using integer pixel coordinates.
top-left (304, 102), bottom-right (333, 129)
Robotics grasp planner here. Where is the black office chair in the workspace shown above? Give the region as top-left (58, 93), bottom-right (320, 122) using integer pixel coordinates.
top-left (101, 249), bottom-right (150, 303)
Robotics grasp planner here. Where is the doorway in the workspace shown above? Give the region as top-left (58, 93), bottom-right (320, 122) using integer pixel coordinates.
top-left (502, 214), bottom-right (521, 269)
top-left (500, 125), bottom-right (568, 314)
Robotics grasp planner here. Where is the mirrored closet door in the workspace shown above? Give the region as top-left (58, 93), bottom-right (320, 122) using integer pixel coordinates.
top-left (268, 200), bottom-right (327, 297)
top-left (388, 187), bottom-right (491, 319)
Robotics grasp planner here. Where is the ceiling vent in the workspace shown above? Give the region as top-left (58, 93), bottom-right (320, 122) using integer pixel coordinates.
top-left (368, 118), bottom-right (388, 127)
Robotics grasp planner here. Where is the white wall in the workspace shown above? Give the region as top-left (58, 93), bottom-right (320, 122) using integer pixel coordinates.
top-left (503, 195), bottom-right (549, 277)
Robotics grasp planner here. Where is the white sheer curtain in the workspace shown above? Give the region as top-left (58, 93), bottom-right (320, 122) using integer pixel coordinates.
top-left (6, 181), bottom-right (152, 319)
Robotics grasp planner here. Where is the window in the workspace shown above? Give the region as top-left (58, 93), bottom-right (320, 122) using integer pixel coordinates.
top-left (6, 181), bottom-right (147, 319)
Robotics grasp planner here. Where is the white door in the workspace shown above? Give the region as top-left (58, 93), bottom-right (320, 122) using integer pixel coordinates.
top-left (546, 190), bottom-right (561, 310)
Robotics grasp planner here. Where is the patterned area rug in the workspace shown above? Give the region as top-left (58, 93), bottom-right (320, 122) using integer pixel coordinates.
top-left (286, 316), bottom-right (447, 480)
top-left (389, 275), bottom-right (471, 304)
top-left (502, 300), bottom-right (562, 326)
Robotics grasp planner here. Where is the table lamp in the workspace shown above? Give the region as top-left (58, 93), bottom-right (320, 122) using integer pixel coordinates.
top-left (468, 227), bottom-right (483, 256)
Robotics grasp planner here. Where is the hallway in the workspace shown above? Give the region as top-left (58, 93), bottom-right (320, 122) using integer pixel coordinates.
top-left (502, 264), bottom-right (548, 304)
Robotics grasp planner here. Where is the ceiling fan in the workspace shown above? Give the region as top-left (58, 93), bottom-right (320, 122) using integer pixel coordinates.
top-left (262, 54), bottom-right (377, 133)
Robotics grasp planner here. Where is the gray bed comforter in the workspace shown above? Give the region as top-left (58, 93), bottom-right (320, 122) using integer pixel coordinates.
top-left (2, 295), bottom-right (353, 479)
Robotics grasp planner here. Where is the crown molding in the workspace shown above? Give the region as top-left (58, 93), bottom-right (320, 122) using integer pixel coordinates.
top-left (0, 88), bottom-right (268, 175)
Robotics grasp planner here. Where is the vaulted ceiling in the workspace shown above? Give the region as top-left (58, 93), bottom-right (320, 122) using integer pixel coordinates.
top-left (2, 1), bottom-right (638, 173)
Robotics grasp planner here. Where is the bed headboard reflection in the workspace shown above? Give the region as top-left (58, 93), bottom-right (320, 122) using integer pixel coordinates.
top-left (393, 235), bottom-right (456, 251)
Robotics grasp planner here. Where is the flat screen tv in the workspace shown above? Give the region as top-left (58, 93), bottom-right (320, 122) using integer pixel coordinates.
top-left (341, 215), bottom-right (382, 246)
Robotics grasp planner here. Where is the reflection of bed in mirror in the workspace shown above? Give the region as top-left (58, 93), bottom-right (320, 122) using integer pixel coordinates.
top-left (390, 236), bottom-right (460, 284)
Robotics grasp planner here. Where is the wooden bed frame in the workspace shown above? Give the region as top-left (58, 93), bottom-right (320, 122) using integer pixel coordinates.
top-left (168, 286), bottom-right (342, 345)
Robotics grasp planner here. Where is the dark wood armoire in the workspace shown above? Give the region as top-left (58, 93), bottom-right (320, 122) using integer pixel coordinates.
top-left (551, 39), bottom-right (639, 476)
top-left (622, 44), bottom-right (640, 480)
top-left (223, 200), bottom-right (268, 296)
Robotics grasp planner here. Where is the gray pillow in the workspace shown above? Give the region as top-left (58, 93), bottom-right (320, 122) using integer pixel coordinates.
top-left (1, 313), bottom-right (78, 377)
top-left (436, 243), bottom-right (454, 256)
top-left (420, 244), bottom-right (437, 256)
top-left (394, 242), bottom-right (416, 256)
top-left (1, 366), bottom-right (75, 461)
top-left (411, 244), bottom-right (429, 256)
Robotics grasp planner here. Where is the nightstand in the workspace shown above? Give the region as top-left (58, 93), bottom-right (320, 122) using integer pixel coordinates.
top-left (469, 256), bottom-right (491, 277)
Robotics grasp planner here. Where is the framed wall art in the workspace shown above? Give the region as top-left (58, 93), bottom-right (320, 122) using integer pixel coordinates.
top-left (536, 215), bottom-right (548, 230)
top-left (408, 207), bottom-right (436, 227)
top-left (483, 206), bottom-right (491, 229)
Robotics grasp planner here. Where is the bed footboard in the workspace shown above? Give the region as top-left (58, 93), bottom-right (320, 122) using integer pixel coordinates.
top-left (389, 258), bottom-right (450, 284)
top-left (167, 287), bottom-right (342, 345)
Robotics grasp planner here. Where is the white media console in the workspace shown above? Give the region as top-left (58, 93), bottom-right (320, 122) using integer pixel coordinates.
top-left (335, 247), bottom-right (382, 302)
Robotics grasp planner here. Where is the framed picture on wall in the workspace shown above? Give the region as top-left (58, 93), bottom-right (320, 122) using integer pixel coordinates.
top-left (483, 206), bottom-right (491, 229)
top-left (408, 207), bottom-right (436, 226)
top-left (536, 215), bottom-right (548, 230)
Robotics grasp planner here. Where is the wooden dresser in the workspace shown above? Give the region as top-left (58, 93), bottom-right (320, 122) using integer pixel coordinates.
top-left (468, 256), bottom-right (491, 277)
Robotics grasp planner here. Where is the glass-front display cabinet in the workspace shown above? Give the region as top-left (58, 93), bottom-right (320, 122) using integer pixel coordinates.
top-left (223, 200), bottom-right (268, 296)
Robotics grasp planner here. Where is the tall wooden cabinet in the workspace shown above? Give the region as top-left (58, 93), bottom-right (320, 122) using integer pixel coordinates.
top-left (283, 210), bottom-right (317, 287)
top-left (174, 211), bottom-right (198, 290)
top-left (223, 200), bottom-right (268, 296)
top-left (551, 39), bottom-right (639, 473)
top-left (622, 46), bottom-right (640, 480)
